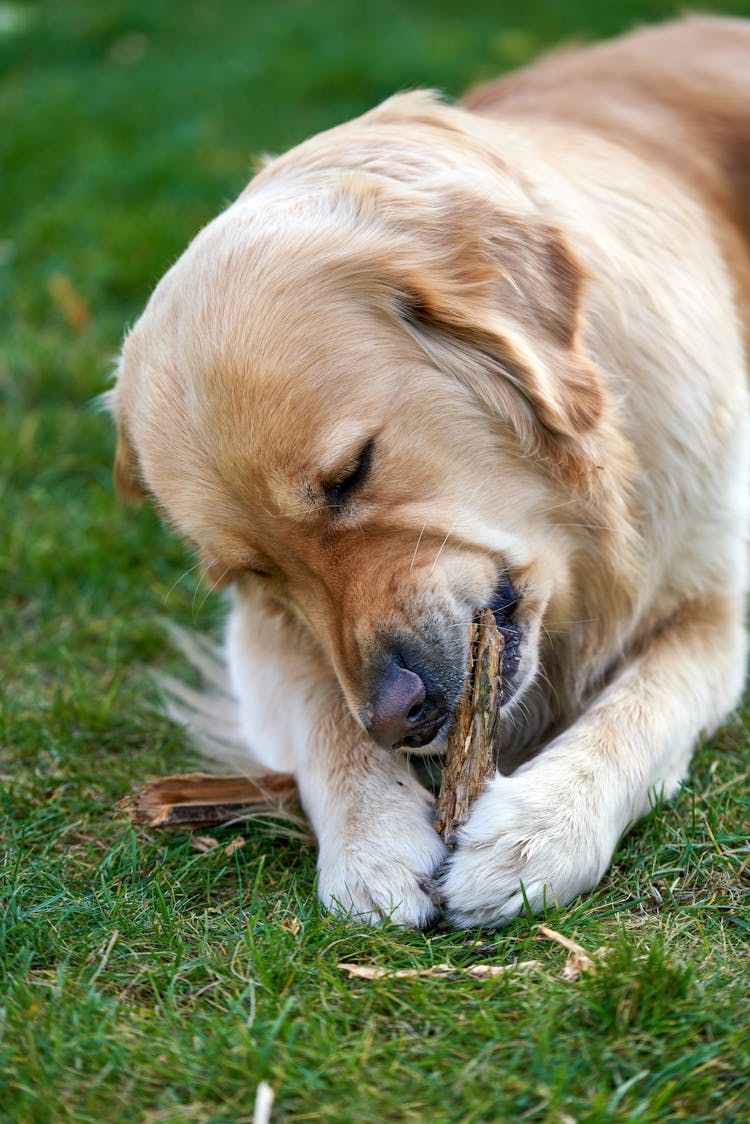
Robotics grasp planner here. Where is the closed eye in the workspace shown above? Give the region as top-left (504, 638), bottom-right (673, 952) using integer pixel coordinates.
top-left (323, 438), bottom-right (374, 511)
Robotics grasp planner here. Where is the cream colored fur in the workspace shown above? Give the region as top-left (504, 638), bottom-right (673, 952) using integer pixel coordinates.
top-left (110, 18), bottom-right (750, 927)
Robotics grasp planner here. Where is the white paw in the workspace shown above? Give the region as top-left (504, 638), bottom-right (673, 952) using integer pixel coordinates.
top-left (438, 759), bottom-right (620, 928)
top-left (316, 782), bottom-right (447, 928)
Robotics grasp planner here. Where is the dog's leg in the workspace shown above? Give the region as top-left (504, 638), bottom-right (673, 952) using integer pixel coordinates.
top-left (227, 586), bottom-right (446, 927)
top-left (440, 593), bottom-right (747, 928)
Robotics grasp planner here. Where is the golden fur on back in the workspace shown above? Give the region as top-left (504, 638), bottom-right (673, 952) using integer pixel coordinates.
top-left (111, 18), bottom-right (750, 927)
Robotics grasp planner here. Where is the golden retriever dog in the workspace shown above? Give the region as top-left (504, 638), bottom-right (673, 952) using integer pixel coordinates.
top-left (109, 17), bottom-right (750, 928)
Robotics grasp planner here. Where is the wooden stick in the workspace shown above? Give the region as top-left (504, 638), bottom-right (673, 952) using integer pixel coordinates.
top-left (115, 771), bottom-right (299, 828)
top-left (433, 609), bottom-right (503, 843)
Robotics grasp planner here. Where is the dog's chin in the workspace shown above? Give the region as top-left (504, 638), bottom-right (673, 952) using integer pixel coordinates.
top-left (397, 720), bottom-right (451, 757)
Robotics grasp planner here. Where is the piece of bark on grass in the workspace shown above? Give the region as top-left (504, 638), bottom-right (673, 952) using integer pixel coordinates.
top-left (433, 608), bottom-right (503, 844)
top-left (115, 771), bottom-right (300, 829)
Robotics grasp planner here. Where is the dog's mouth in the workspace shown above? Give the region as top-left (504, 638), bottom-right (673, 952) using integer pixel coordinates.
top-left (392, 628), bottom-right (524, 753)
top-left (364, 575), bottom-right (526, 753)
top-left (397, 712), bottom-right (452, 750)
top-left (487, 575), bottom-right (524, 699)
top-left (389, 582), bottom-right (525, 753)
top-left (490, 620), bottom-right (523, 700)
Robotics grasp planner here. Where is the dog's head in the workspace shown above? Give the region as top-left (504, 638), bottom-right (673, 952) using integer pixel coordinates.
top-left (110, 93), bottom-right (606, 752)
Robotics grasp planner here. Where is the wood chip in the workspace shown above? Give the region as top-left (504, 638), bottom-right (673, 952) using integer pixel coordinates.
top-left (338, 959), bottom-right (542, 981)
top-left (434, 608), bottom-right (503, 842)
top-left (537, 924), bottom-right (607, 979)
top-left (224, 835), bottom-right (246, 857)
top-left (536, 924), bottom-right (590, 957)
top-left (115, 771), bottom-right (299, 828)
top-left (560, 950), bottom-right (597, 981)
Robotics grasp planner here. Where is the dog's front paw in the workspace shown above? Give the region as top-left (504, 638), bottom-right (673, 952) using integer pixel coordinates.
top-left (316, 789), bottom-right (447, 928)
top-left (438, 761), bottom-right (619, 928)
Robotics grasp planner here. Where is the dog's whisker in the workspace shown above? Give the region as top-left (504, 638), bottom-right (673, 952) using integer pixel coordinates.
top-left (409, 524), bottom-right (427, 576)
top-left (192, 565), bottom-right (229, 618)
top-left (430, 530), bottom-right (453, 573)
top-left (163, 559), bottom-right (204, 605)
top-left (427, 471), bottom-right (503, 575)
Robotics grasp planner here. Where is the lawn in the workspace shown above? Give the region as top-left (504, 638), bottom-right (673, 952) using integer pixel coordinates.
top-left (2, 1), bottom-right (750, 1120)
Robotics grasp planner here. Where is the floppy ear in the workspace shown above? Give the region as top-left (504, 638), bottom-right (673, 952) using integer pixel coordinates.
top-left (102, 383), bottom-right (147, 505)
top-left (386, 207), bottom-right (603, 447)
top-left (113, 425), bottom-right (147, 504)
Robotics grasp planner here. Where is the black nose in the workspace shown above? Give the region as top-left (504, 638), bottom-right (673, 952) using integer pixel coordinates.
top-left (367, 658), bottom-right (449, 749)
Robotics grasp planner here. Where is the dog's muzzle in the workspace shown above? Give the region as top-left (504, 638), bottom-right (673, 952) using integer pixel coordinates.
top-left (365, 658), bottom-right (451, 749)
top-left (363, 574), bottom-right (523, 750)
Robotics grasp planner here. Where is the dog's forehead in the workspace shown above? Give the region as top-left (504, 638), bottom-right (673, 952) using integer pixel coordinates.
top-left (123, 218), bottom-right (412, 504)
top-left (134, 211), bottom-right (354, 361)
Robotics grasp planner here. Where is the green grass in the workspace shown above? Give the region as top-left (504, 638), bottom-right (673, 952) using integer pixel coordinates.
top-left (2, 1), bottom-right (750, 1119)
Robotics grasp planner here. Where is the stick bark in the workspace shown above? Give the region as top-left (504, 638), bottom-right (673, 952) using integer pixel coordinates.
top-left (115, 771), bottom-right (298, 828)
top-left (433, 608), bottom-right (503, 843)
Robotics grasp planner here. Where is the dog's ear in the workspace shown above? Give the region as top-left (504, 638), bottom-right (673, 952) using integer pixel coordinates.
top-left (387, 208), bottom-right (603, 446)
top-left (113, 424), bottom-right (147, 504)
top-left (102, 382), bottom-right (147, 505)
